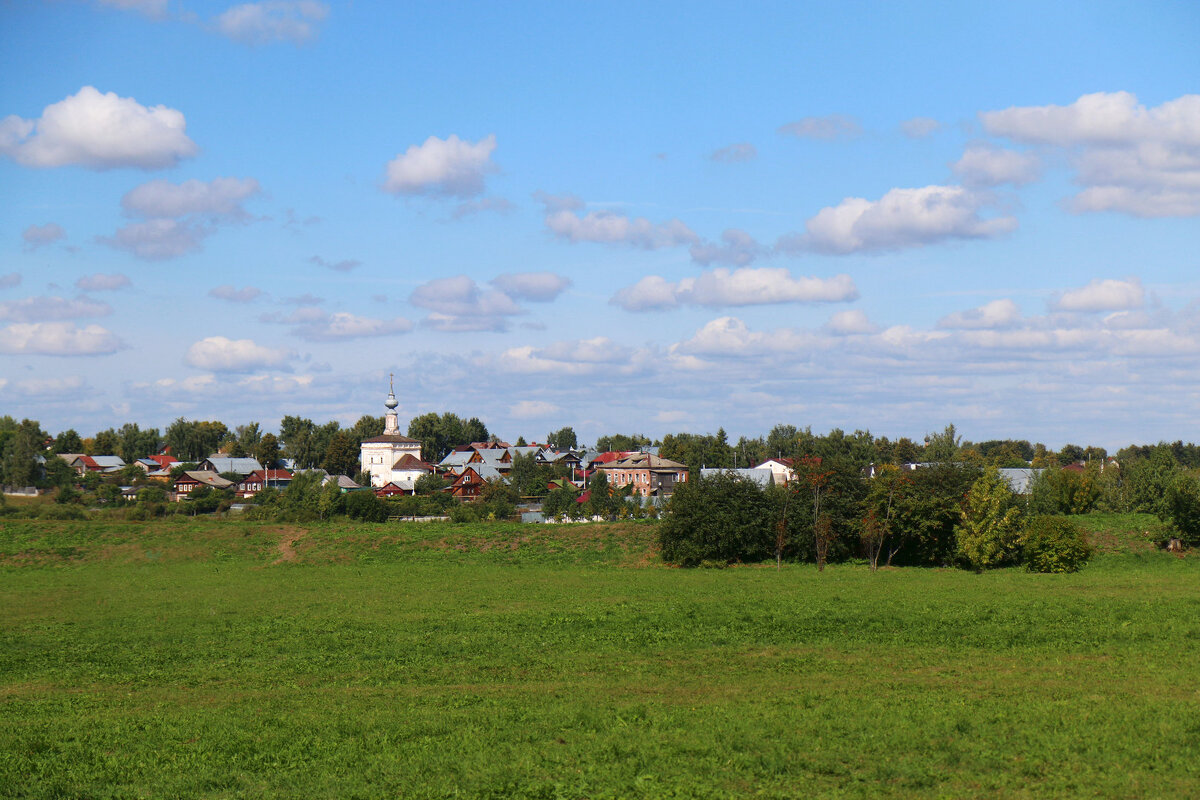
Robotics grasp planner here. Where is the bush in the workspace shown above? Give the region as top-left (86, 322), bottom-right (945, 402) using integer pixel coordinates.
top-left (955, 466), bottom-right (1023, 571)
top-left (1161, 472), bottom-right (1200, 546)
top-left (1021, 516), bottom-right (1093, 573)
top-left (344, 490), bottom-right (388, 522)
top-left (38, 503), bottom-right (87, 520)
top-left (659, 472), bottom-right (772, 566)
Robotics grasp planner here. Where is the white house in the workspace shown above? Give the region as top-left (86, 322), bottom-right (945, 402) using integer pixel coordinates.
top-left (359, 378), bottom-right (424, 488)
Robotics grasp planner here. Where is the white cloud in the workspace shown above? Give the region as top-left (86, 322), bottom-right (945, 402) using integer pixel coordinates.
top-left (22, 223), bottom-right (65, 249)
top-left (215, 1), bottom-right (330, 44)
top-left (951, 143), bottom-right (1041, 187)
top-left (672, 316), bottom-right (816, 357)
top-left (0, 322), bottom-right (123, 355)
top-left (185, 336), bottom-right (291, 372)
top-left (410, 275), bottom-right (524, 317)
top-left (901, 117), bottom-right (941, 138)
top-left (612, 268), bottom-right (858, 312)
top-left (309, 255), bottom-right (361, 272)
top-left (75, 273), bottom-right (131, 292)
top-left (0, 296), bottom-right (111, 322)
top-left (122, 177), bottom-right (261, 219)
top-left (0, 86), bottom-right (196, 169)
top-left (826, 309), bottom-right (878, 335)
top-left (711, 142), bottom-right (757, 162)
top-left (0, 273), bottom-right (20, 289)
top-left (784, 185), bottom-right (1018, 254)
top-left (983, 92), bottom-right (1200, 217)
top-left (97, 0), bottom-right (168, 18)
top-left (8, 375), bottom-right (86, 396)
top-left (489, 272), bottom-right (571, 302)
top-left (1052, 278), bottom-right (1145, 313)
top-left (384, 134), bottom-right (497, 198)
top-left (778, 114), bottom-right (861, 140)
top-left (689, 229), bottom-right (761, 266)
top-left (423, 313), bottom-right (509, 333)
top-left (99, 218), bottom-right (210, 260)
top-left (284, 310), bottom-right (414, 341)
top-left (209, 285), bottom-right (263, 303)
top-left (509, 399), bottom-right (561, 419)
top-left (937, 299), bottom-right (1022, 329)
top-left (542, 205), bottom-right (699, 249)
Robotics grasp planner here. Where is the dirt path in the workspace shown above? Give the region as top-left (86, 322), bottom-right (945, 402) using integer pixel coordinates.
top-left (273, 528), bottom-right (306, 564)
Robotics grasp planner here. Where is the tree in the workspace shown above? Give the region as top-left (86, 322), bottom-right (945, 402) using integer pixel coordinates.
top-left (1, 419), bottom-right (47, 487)
top-left (861, 464), bottom-right (908, 570)
top-left (584, 471), bottom-right (615, 518)
top-left (794, 456), bottom-right (836, 571)
top-left (414, 473), bottom-right (449, 495)
top-left (1161, 472), bottom-right (1200, 546)
top-left (92, 428), bottom-right (119, 455)
top-left (595, 433), bottom-right (653, 453)
top-left (164, 418), bottom-right (228, 462)
top-left (408, 412), bottom-right (484, 463)
top-left (659, 472), bottom-right (773, 566)
top-left (256, 433), bottom-right (281, 469)
top-left (117, 423), bottom-right (160, 463)
top-left (924, 424), bottom-right (961, 463)
top-left (955, 466), bottom-right (1023, 571)
top-left (1021, 516), bottom-right (1093, 573)
top-left (351, 415), bottom-right (385, 442)
top-left (52, 429), bottom-right (82, 454)
top-left (322, 430), bottom-right (360, 477)
top-left (547, 426), bottom-right (577, 451)
top-left (230, 423), bottom-right (262, 459)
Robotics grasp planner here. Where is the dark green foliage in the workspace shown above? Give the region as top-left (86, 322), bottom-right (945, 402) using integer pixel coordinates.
top-left (888, 464), bottom-right (983, 566)
top-left (407, 412), bottom-right (489, 463)
top-left (414, 473), bottom-right (449, 495)
top-left (1028, 466), bottom-right (1101, 515)
top-left (344, 491), bottom-right (388, 522)
top-left (137, 486), bottom-right (167, 504)
top-left (164, 418), bottom-right (229, 462)
top-left (51, 429), bottom-right (82, 454)
top-left (40, 456), bottom-right (74, 490)
top-left (322, 430), bottom-right (360, 476)
top-left (542, 487), bottom-right (581, 520)
top-left (351, 415), bottom-right (385, 441)
top-left (659, 472), bottom-right (772, 566)
top-left (1, 418), bottom-right (47, 487)
top-left (1120, 445), bottom-right (1179, 516)
top-left (116, 423), bottom-right (161, 462)
top-left (255, 433), bottom-right (280, 469)
top-left (546, 426), bottom-right (577, 451)
top-left (659, 429), bottom-right (734, 471)
top-left (594, 432), bottom-right (653, 453)
top-left (583, 472), bottom-right (614, 519)
top-left (1021, 516), bottom-right (1093, 573)
top-left (1162, 472), bottom-right (1200, 546)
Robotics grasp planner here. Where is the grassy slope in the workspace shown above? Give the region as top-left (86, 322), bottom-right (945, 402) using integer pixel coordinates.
top-left (1, 515), bottom-right (1198, 799)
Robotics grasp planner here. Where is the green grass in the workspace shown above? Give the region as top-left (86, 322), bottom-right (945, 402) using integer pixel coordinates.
top-left (2, 515), bottom-right (1199, 798)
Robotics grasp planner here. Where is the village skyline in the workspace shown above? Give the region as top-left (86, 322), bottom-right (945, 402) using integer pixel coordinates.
top-left (2, 2), bottom-right (1198, 450)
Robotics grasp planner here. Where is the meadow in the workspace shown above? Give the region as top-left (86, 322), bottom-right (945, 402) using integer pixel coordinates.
top-left (2, 515), bottom-right (1198, 799)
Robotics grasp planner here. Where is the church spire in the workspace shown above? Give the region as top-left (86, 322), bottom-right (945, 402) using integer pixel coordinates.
top-left (383, 374), bottom-right (400, 435)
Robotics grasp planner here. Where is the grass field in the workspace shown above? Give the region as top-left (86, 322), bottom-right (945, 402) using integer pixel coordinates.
top-left (2, 515), bottom-right (1199, 798)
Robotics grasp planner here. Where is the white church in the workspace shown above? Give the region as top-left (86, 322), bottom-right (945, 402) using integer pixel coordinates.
top-left (358, 378), bottom-right (434, 489)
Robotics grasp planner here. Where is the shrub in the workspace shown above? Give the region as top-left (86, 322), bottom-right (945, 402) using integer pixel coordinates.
top-left (955, 466), bottom-right (1023, 571)
top-left (38, 503), bottom-right (87, 520)
top-left (659, 472), bottom-right (772, 566)
top-left (1161, 472), bottom-right (1200, 546)
top-left (1021, 516), bottom-right (1093, 573)
top-left (344, 490), bottom-right (388, 522)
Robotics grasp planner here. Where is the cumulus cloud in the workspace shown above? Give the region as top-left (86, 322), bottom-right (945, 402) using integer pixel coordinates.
top-left (901, 117), bottom-right (941, 138)
top-left (0, 273), bottom-right (20, 289)
top-left (102, 176), bottom-right (262, 260)
top-left (22, 223), bottom-right (66, 249)
top-left (781, 185), bottom-right (1017, 254)
top-left (99, 218), bottom-right (211, 260)
top-left (185, 336), bottom-right (291, 372)
top-left (826, 309), bottom-right (878, 335)
top-left (215, 1), bottom-right (330, 44)
top-left (937, 299), bottom-right (1022, 329)
top-left (75, 273), bottom-right (131, 292)
top-left (611, 268), bottom-right (858, 312)
top-left (0, 296), bottom-right (111, 322)
top-left (689, 229), bottom-right (762, 266)
top-left (309, 255), bottom-right (361, 272)
top-left (710, 142), bottom-right (757, 162)
top-left (122, 177), bottom-right (261, 219)
top-left (672, 316), bottom-right (817, 357)
top-left (1052, 278), bottom-right (1145, 312)
top-left (489, 272), bottom-right (571, 302)
top-left (540, 198), bottom-right (699, 250)
top-left (97, 0), bottom-right (168, 18)
top-left (778, 114), bottom-right (861, 140)
top-left (982, 91), bottom-right (1200, 217)
top-left (952, 143), bottom-right (1041, 187)
top-left (262, 308), bottom-right (413, 341)
top-left (0, 86), bottom-right (196, 169)
top-left (509, 399), bottom-right (561, 419)
top-left (209, 285), bottom-right (263, 303)
top-left (410, 275), bottom-right (523, 317)
top-left (0, 322), bottom-right (123, 355)
top-left (384, 134), bottom-right (497, 198)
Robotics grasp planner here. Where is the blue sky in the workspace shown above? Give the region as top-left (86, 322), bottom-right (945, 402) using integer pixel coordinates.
top-left (2, 0), bottom-right (1198, 449)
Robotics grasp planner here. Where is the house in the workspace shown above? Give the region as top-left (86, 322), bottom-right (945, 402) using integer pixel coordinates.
top-left (753, 458), bottom-right (795, 486)
top-left (448, 467), bottom-right (487, 501)
top-left (360, 379), bottom-right (424, 487)
top-left (135, 455), bottom-right (179, 482)
top-left (598, 453), bottom-right (688, 497)
top-left (65, 454), bottom-right (126, 475)
top-left (236, 469), bottom-right (293, 498)
top-left (198, 456), bottom-right (263, 478)
top-left (324, 474), bottom-right (363, 492)
top-left (173, 470), bottom-right (234, 500)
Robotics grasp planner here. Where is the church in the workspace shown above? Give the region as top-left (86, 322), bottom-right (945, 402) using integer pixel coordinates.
top-left (358, 378), bottom-right (429, 489)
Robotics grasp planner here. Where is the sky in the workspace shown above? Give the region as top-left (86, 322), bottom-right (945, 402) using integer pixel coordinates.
top-left (1, 0), bottom-right (1199, 450)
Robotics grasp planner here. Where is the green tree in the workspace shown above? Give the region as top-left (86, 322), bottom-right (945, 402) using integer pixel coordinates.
top-left (924, 424), bottom-right (962, 463)
top-left (547, 426), bottom-right (577, 451)
top-left (279, 416), bottom-right (319, 468)
top-left (955, 466), bottom-right (1023, 571)
top-left (659, 471), bottom-right (773, 566)
top-left (1, 419), bottom-right (47, 487)
top-left (256, 433), bottom-right (281, 469)
top-left (414, 473), bottom-right (449, 495)
top-left (351, 415), bottom-right (385, 442)
top-left (1161, 472), bottom-right (1200, 546)
top-left (117, 423), bottom-right (160, 463)
top-left (52, 429), bottom-right (83, 454)
top-left (92, 428), bottom-right (119, 455)
top-left (1021, 516), bottom-right (1093, 573)
top-left (322, 430), bottom-right (360, 476)
top-left (595, 433), bottom-right (653, 453)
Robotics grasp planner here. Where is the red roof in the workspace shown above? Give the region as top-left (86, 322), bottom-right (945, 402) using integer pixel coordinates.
top-left (239, 469), bottom-right (293, 484)
top-left (392, 454), bottom-right (434, 471)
